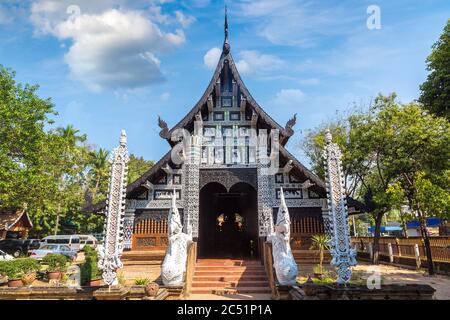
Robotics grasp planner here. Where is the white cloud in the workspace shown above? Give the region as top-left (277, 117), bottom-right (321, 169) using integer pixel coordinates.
top-left (175, 11), bottom-right (195, 28)
top-left (272, 89), bottom-right (305, 108)
top-left (30, 0), bottom-right (194, 91)
top-left (0, 7), bottom-right (13, 24)
top-left (298, 78), bottom-right (319, 85)
top-left (160, 91), bottom-right (170, 101)
top-left (203, 47), bottom-right (222, 69)
top-left (29, 1), bottom-right (191, 91)
top-left (236, 50), bottom-right (285, 75)
top-left (235, 0), bottom-right (362, 46)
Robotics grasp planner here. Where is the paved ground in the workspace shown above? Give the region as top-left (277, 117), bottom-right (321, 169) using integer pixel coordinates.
top-left (297, 262), bottom-right (450, 300)
top-left (351, 262), bottom-right (450, 300)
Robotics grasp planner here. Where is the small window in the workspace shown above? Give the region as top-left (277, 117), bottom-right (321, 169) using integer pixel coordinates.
top-left (214, 112), bottom-right (224, 121)
top-left (230, 112), bottom-right (240, 121)
top-left (71, 237), bottom-right (80, 244)
top-left (275, 173), bottom-right (284, 183)
top-left (221, 97), bottom-right (232, 107)
top-left (172, 174), bottom-right (182, 185)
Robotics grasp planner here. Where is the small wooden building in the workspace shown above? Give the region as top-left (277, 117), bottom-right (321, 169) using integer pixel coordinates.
top-left (0, 209), bottom-right (33, 240)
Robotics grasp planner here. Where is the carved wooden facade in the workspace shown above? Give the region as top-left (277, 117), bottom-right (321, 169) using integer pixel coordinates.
top-left (91, 13), bottom-right (363, 255)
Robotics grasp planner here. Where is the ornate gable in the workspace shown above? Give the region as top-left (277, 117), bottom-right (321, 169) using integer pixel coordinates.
top-left (159, 12), bottom-right (296, 147)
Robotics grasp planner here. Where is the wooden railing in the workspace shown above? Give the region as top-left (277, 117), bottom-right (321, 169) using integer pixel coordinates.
top-left (352, 236), bottom-right (450, 262)
top-left (132, 219), bottom-right (168, 251)
top-left (183, 241), bottom-right (197, 298)
top-left (291, 216), bottom-right (324, 234)
top-left (263, 241), bottom-right (277, 299)
top-left (290, 216), bottom-right (325, 250)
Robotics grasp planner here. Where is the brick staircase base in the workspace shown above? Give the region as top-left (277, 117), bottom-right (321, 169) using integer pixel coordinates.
top-left (191, 259), bottom-right (271, 295)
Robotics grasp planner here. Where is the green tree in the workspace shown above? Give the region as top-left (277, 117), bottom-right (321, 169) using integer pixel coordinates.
top-left (88, 148), bottom-right (110, 202)
top-left (419, 19), bottom-right (450, 119)
top-left (127, 154), bottom-right (154, 184)
top-left (0, 65), bottom-right (56, 210)
top-left (303, 93), bottom-right (450, 270)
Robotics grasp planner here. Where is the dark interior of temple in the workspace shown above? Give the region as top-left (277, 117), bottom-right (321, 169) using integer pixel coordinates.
top-left (198, 182), bottom-right (258, 258)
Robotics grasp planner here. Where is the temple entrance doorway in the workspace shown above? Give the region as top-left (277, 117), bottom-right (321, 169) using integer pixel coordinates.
top-left (198, 182), bottom-right (258, 258)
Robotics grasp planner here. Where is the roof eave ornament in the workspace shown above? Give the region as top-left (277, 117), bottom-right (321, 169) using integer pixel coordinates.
top-left (223, 5), bottom-right (230, 54)
top-left (158, 116), bottom-right (171, 140)
top-left (285, 113), bottom-right (297, 136)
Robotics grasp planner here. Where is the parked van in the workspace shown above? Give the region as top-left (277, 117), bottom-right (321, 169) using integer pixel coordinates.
top-left (40, 235), bottom-right (81, 251)
top-left (78, 235), bottom-right (98, 250)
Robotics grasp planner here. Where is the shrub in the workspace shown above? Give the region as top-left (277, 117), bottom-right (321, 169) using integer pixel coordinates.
top-left (0, 258), bottom-right (40, 279)
top-left (80, 245), bottom-right (101, 285)
top-left (42, 254), bottom-right (69, 272)
top-left (134, 278), bottom-right (150, 285)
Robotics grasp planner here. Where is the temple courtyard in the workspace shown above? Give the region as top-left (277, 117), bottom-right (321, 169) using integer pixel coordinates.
top-left (119, 261), bottom-right (450, 300)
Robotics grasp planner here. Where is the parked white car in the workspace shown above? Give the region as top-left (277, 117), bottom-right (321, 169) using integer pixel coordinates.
top-left (0, 249), bottom-right (13, 261)
top-left (28, 244), bottom-right (78, 261)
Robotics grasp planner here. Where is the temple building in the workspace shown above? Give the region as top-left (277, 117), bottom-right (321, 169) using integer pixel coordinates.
top-left (91, 13), bottom-right (362, 260)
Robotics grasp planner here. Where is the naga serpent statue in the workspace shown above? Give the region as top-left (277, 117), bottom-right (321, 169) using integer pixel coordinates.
top-left (268, 187), bottom-right (298, 285)
top-left (161, 190), bottom-right (192, 286)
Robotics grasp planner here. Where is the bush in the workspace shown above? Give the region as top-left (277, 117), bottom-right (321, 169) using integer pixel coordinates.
top-left (80, 245), bottom-right (101, 285)
top-left (42, 254), bottom-right (68, 273)
top-left (0, 258), bottom-right (40, 279)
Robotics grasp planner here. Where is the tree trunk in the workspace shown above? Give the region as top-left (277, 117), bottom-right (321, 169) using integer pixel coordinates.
top-left (319, 248), bottom-right (324, 273)
top-left (54, 203), bottom-right (61, 236)
top-left (372, 212), bottom-right (384, 264)
top-left (418, 209), bottom-right (435, 275)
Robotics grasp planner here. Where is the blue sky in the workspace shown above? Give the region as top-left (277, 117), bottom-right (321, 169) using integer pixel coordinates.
top-left (0, 0), bottom-right (448, 166)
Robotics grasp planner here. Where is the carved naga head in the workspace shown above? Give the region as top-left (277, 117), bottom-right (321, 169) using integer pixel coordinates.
top-left (275, 187), bottom-right (291, 241)
top-left (168, 190), bottom-right (182, 236)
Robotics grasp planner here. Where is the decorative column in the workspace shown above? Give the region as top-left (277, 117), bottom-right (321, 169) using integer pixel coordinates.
top-left (123, 208), bottom-right (135, 250)
top-left (323, 130), bottom-right (357, 284)
top-left (182, 135), bottom-right (200, 238)
top-left (257, 131), bottom-right (275, 237)
top-left (98, 130), bottom-right (129, 286)
top-left (257, 163), bottom-right (274, 236)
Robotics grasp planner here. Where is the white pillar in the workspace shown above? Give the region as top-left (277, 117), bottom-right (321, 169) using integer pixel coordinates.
top-left (387, 243), bottom-right (394, 263)
top-left (414, 244), bottom-right (421, 269)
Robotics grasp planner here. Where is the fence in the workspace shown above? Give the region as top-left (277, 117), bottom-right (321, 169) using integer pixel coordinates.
top-left (131, 219), bottom-right (168, 251)
top-left (290, 216), bottom-right (325, 250)
top-left (352, 236), bottom-right (450, 263)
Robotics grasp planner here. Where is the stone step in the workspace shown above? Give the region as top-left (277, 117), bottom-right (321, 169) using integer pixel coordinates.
top-left (195, 265), bottom-right (264, 271)
top-left (194, 271), bottom-right (267, 277)
top-left (123, 260), bottom-right (162, 266)
top-left (190, 287), bottom-right (271, 294)
top-left (192, 281), bottom-right (269, 288)
top-left (196, 259), bottom-right (262, 266)
top-left (193, 275), bottom-right (268, 282)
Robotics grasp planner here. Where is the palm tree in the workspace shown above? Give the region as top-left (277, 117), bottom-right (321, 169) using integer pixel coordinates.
top-left (53, 125), bottom-right (87, 235)
top-left (89, 148), bottom-right (110, 201)
top-left (56, 124), bottom-right (87, 146)
top-left (310, 234), bottom-right (331, 274)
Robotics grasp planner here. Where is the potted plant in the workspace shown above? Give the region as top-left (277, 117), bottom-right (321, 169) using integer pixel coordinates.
top-left (0, 260), bottom-right (23, 287)
top-left (309, 234), bottom-right (330, 279)
top-left (18, 258), bottom-right (40, 286)
top-left (80, 245), bottom-right (102, 286)
top-left (42, 254), bottom-right (68, 280)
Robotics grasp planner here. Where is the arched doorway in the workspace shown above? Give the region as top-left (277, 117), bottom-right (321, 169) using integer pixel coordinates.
top-left (198, 182), bottom-right (258, 258)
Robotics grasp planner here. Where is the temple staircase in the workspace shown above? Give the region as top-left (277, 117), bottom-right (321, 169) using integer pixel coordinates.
top-left (190, 259), bottom-right (271, 295)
